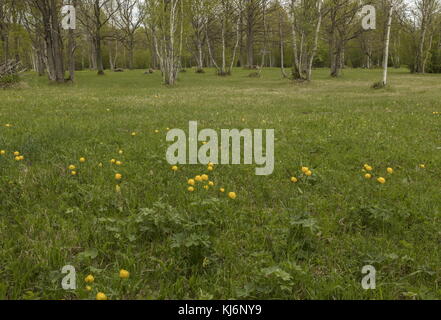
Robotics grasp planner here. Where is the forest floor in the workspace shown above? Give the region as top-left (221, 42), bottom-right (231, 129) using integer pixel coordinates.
top-left (0, 67), bottom-right (440, 300)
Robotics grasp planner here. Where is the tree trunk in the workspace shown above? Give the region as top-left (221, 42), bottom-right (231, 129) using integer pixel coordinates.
top-left (306, 0), bottom-right (322, 81)
top-left (382, 4), bottom-right (394, 86)
top-left (67, 28), bottom-right (76, 81)
top-left (95, 33), bottom-right (104, 75)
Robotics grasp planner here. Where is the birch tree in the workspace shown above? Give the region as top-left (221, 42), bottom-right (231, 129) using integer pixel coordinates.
top-left (413, 0), bottom-right (440, 73)
top-left (290, 0), bottom-right (323, 80)
top-left (148, 0), bottom-right (183, 85)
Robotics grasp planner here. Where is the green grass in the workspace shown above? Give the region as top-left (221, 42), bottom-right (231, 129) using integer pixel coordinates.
top-left (0, 67), bottom-right (440, 300)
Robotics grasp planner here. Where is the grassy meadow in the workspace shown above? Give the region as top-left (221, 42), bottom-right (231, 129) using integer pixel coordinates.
top-left (0, 67), bottom-right (440, 300)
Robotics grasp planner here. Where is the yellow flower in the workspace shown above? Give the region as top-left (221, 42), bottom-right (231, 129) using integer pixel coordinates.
top-left (171, 165), bottom-right (178, 171)
top-left (195, 175), bottom-right (203, 182)
top-left (118, 150), bottom-right (123, 155)
top-left (301, 167), bottom-right (309, 173)
top-left (365, 165), bottom-right (373, 171)
top-left (155, 130), bottom-right (159, 133)
top-left (420, 164), bottom-right (426, 169)
top-left (228, 192), bottom-right (237, 199)
top-left (208, 162), bottom-right (214, 167)
top-left (305, 170), bottom-right (312, 177)
top-left (68, 165), bottom-right (76, 170)
top-left (85, 285), bottom-right (92, 291)
top-left (201, 174), bottom-right (209, 181)
top-left (119, 269), bottom-right (130, 279)
top-left (188, 186), bottom-right (195, 192)
top-left (377, 177), bottom-right (386, 184)
top-left (131, 132), bottom-right (137, 136)
top-left (387, 168), bottom-right (394, 174)
top-left (207, 166), bottom-right (214, 171)
top-left (290, 177), bottom-right (298, 183)
top-left (98, 163), bottom-right (103, 167)
top-left (115, 173), bottom-right (122, 180)
top-left (0, 150), bottom-right (5, 155)
top-left (115, 185), bottom-right (121, 193)
top-left (13, 151), bottom-right (20, 156)
top-left (219, 188), bottom-right (225, 193)
top-left (79, 157), bottom-right (86, 163)
top-left (110, 159), bottom-right (116, 164)
top-left (188, 179), bottom-right (195, 186)
top-left (14, 156), bottom-right (20, 161)
top-left (116, 161), bottom-right (122, 166)
top-left (18, 156), bottom-right (24, 161)
top-left (365, 174), bottom-right (372, 179)
top-left (208, 181), bottom-right (214, 187)
top-left (85, 275), bottom-right (94, 283)
top-left (71, 171), bottom-right (77, 176)
top-left (96, 292), bottom-right (107, 300)
top-left (203, 185), bottom-right (209, 190)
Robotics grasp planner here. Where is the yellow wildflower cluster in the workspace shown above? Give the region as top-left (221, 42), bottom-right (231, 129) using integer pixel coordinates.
top-left (0, 150), bottom-right (25, 161)
top-left (184, 163), bottom-right (236, 199)
top-left (362, 164), bottom-right (394, 184)
top-left (83, 269), bottom-right (130, 300)
top-left (290, 166), bottom-right (313, 183)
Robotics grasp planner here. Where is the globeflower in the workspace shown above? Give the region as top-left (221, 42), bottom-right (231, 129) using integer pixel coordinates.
top-left (96, 292), bottom-right (108, 300)
top-left (119, 269), bottom-right (130, 279)
top-left (85, 275), bottom-right (94, 283)
top-left (377, 177), bottom-right (386, 184)
top-left (228, 192), bottom-right (237, 199)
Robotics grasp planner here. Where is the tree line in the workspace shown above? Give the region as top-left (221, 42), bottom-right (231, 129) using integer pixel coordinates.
top-left (0, 0), bottom-right (440, 86)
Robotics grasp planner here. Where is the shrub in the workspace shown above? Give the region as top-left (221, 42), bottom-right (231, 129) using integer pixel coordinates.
top-left (0, 74), bottom-right (20, 88)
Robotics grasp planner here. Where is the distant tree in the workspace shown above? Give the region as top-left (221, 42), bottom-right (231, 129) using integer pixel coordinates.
top-left (113, 0), bottom-right (146, 70)
top-left (78, 0), bottom-right (120, 75)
